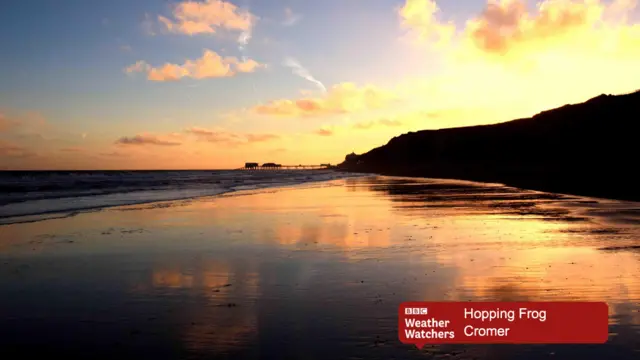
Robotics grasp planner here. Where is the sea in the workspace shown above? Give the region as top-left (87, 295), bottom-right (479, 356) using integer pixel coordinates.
top-left (1, 172), bottom-right (638, 359)
top-left (0, 170), bottom-right (359, 225)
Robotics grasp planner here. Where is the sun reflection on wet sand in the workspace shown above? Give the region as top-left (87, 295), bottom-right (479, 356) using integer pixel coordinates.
top-left (0, 176), bottom-right (638, 359)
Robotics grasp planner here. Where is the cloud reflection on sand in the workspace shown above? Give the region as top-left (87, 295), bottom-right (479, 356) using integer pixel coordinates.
top-left (144, 260), bottom-right (261, 356)
top-left (0, 176), bottom-right (638, 359)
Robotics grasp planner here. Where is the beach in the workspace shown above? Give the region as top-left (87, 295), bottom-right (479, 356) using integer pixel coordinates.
top-left (1, 175), bottom-right (639, 359)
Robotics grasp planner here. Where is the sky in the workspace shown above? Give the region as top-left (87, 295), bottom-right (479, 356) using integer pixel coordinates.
top-left (1, 0), bottom-right (639, 170)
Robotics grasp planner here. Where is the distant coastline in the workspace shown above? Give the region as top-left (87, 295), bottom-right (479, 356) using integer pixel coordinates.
top-left (337, 91), bottom-right (639, 202)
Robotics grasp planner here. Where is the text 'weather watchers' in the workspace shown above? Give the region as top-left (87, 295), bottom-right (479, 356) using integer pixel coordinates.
top-left (398, 302), bottom-right (608, 347)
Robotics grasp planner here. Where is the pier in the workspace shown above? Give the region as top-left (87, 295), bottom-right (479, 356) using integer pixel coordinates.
top-left (239, 162), bottom-right (334, 170)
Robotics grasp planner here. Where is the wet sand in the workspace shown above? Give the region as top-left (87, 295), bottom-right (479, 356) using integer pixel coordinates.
top-left (1, 176), bottom-right (638, 359)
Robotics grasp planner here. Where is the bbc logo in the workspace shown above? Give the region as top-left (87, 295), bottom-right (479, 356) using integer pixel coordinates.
top-left (405, 307), bottom-right (428, 315)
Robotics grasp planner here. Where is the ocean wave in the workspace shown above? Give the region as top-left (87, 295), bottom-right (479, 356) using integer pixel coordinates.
top-left (0, 170), bottom-right (362, 225)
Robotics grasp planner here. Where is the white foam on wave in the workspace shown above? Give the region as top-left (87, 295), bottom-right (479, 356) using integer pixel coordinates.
top-left (0, 170), bottom-right (364, 225)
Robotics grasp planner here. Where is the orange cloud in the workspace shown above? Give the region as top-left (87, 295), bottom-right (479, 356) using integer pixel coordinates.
top-left (185, 127), bottom-right (242, 144)
top-left (158, 0), bottom-right (254, 35)
top-left (245, 133), bottom-right (279, 142)
top-left (0, 140), bottom-right (36, 158)
top-left (352, 118), bottom-right (403, 130)
top-left (115, 134), bottom-right (182, 146)
top-left (398, 0), bottom-right (455, 46)
top-left (99, 151), bottom-right (127, 157)
top-left (59, 147), bottom-right (83, 153)
top-left (314, 127), bottom-right (334, 136)
top-left (394, 0), bottom-right (640, 114)
top-left (401, 0), bottom-right (640, 59)
top-left (233, 58), bottom-right (262, 73)
top-left (0, 111), bottom-right (47, 133)
top-left (253, 83), bottom-right (396, 117)
top-left (465, 0), bottom-right (605, 56)
top-left (124, 60), bottom-right (150, 74)
top-left (125, 50), bottom-right (263, 81)
top-left (184, 127), bottom-right (279, 144)
top-left (305, 109), bottom-right (511, 140)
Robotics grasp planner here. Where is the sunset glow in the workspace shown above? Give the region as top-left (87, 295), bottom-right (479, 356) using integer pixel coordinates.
top-left (2, 0), bottom-right (639, 169)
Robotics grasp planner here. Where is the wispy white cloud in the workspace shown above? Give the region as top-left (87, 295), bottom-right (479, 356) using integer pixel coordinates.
top-left (283, 57), bottom-right (326, 92)
top-left (282, 7), bottom-right (302, 26)
top-left (142, 13), bottom-right (157, 35)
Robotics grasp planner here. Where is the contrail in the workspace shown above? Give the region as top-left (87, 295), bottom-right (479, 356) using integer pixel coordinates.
top-left (282, 8), bottom-right (302, 27)
top-left (283, 57), bottom-right (326, 93)
top-left (238, 0), bottom-right (258, 98)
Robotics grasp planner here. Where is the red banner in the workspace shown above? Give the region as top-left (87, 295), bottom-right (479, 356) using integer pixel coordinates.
top-left (398, 302), bottom-right (608, 347)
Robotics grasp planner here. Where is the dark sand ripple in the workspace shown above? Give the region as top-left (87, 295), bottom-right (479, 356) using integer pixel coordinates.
top-left (0, 176), bottom-right (638, 359)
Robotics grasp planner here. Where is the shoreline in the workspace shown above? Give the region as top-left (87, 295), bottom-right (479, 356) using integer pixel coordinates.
top-left (337, 167), bottom-right (640, 203)
top-left (3, 169), bottom-right (637, 227)
top-left (1, 176), bottom-right (638, 359)
top-left (335, 91), bottom-right (638, 204)
top-left (0, 174), bottom-right (369, 226)
top-left (0, 170), bottom-right (366, 226)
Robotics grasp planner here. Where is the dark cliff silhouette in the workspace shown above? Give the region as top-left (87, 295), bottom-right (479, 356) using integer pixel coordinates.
top-left (338, 91), bottom-right (639, 201)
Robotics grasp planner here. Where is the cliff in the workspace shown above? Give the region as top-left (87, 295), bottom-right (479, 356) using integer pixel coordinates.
top-left (338, 91), bottom-right (639, 201)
